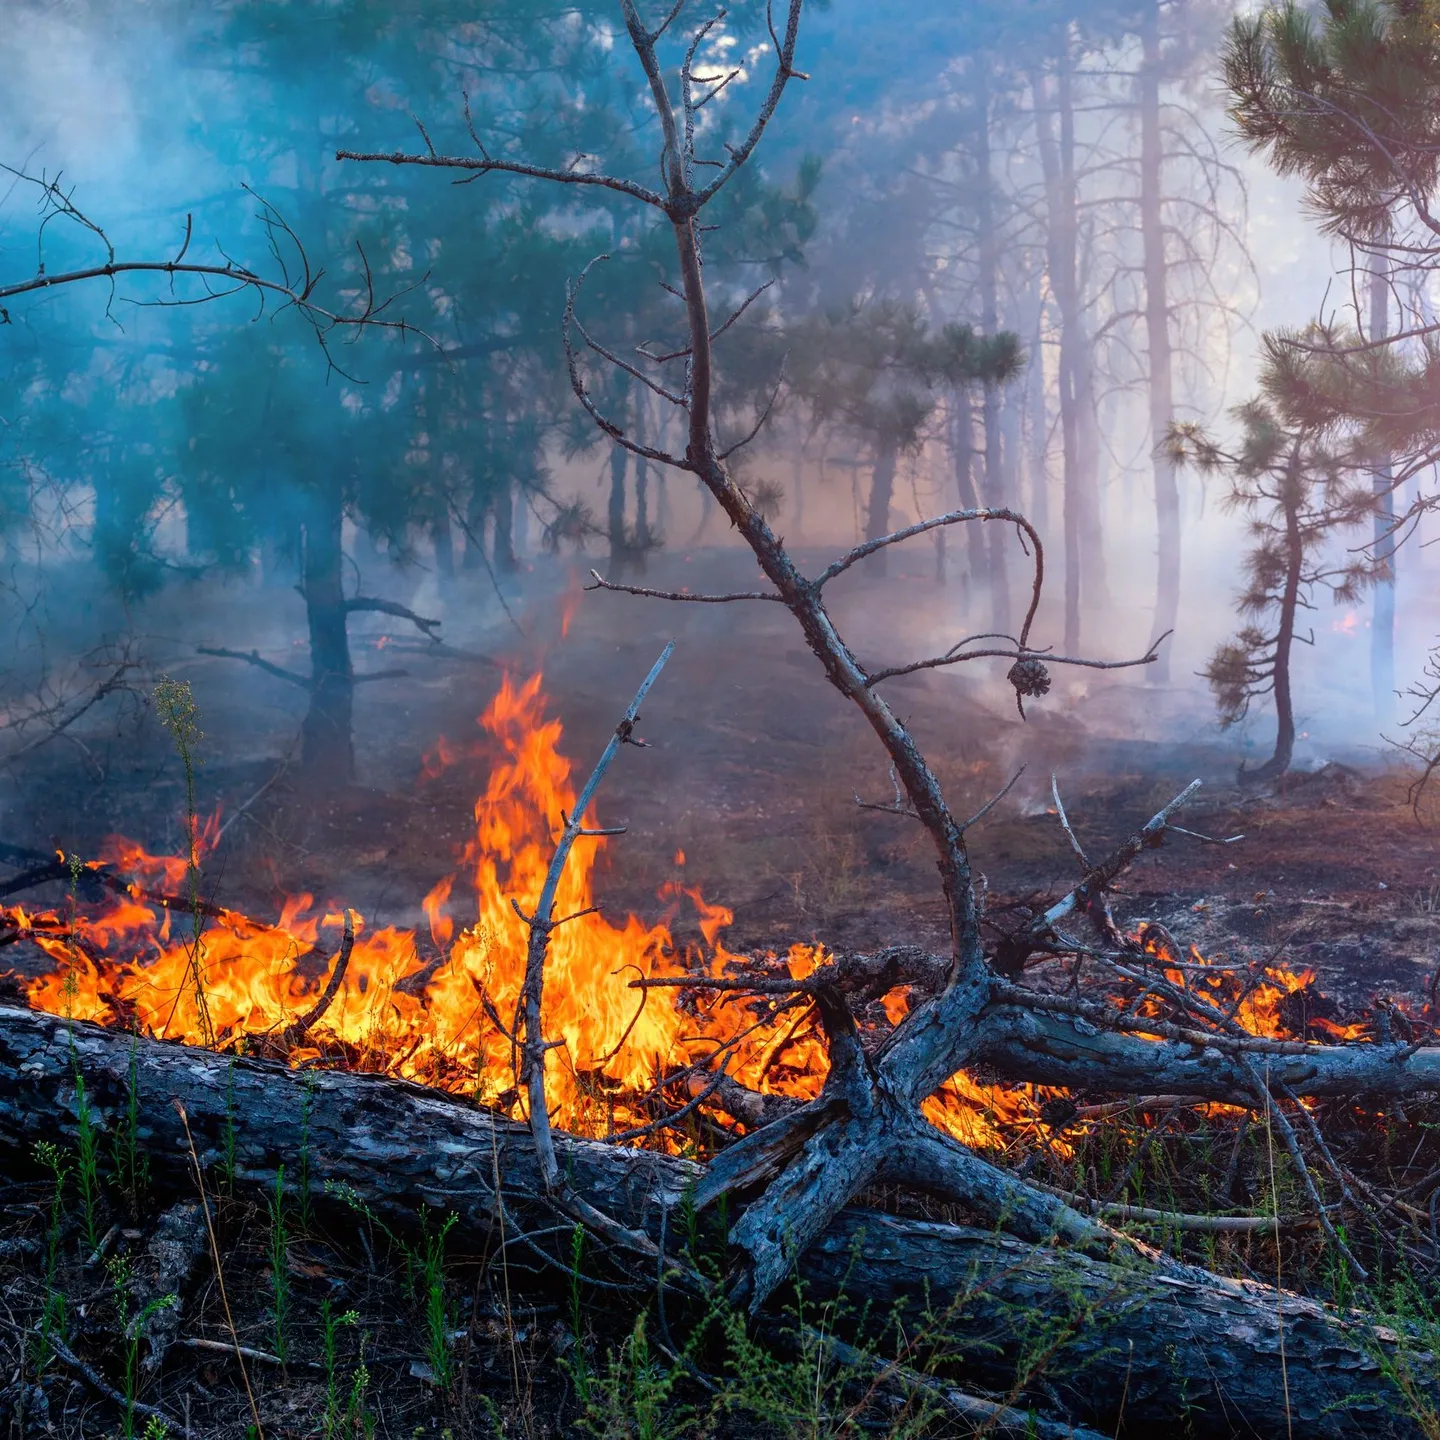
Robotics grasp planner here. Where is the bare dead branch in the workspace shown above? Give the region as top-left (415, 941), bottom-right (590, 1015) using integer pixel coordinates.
top-left (994, 780), bottom-right (1202, 975)
top-left (718, 358), bottom-right (786, 460)
top-left (334, 147), bottom-right (665, 210)
top-left (1050, 774), bottom-right (1089, 867)
top-left (196, 647), bottom-right (312, 690)
top-left (278, 910), bottom-right (356, 1048)
top-left (344, 597), bottom-right (442, 640)
top-left (586, 569), bottom-right (783, 603)
top-left (639, 279), bottom-right (775, 363)
top-left (563, 258), bottom-right (689, 467)
top-left (0, 168), bottom-right (432, 367)
top-left (863, 636), bottom-right (1166, 689)
top-left (961, 766), bottom-right (1027, 831)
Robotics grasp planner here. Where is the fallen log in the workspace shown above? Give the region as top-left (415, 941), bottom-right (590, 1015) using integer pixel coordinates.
top-left (975, 1002), bottom-right (1440, 1099)
top-left (0, 1005), bottom-right (1428, 1439)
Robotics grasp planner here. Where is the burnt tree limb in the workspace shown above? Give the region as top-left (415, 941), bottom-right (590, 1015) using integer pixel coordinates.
top-left (0, 1006), bottom-right (1430, 1439)
top-left (973, 1001), bottom-right (1440, 1098)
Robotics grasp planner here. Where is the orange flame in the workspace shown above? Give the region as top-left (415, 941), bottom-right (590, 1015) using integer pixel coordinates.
top-left (22, 673), bottom-right (1040, 1153)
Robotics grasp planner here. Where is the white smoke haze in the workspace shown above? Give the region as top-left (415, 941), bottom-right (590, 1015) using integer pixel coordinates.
top-left (0, 0), bottom-right (1430, 801)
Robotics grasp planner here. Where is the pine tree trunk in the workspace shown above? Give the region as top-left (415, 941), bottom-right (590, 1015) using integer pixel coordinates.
top-left (492, 483), bottom-right (518, 574)
top-left (1025, 291), bottom-right (1050, 539)
top-left (433, 509), bottom-right (455, 580)
top-left (974, 66), bottom-right (1011, 631)
top-left (1073, 329), bottom-right (1109, 608)
top-left (1032, 51), bottom-right (1092, 652)
top-left (299, 483), bottom-right (354, 788)
top-left (634, 389), bottom-right (651, 566)
top-left (790, 431), bottom-right (806, 541)
top-left (951, 397), bottom-right (987, 609)
top-left (865, 442), bottom-right (899, 575)
top-left (1369, 258), bottom-right (1397, 723)
top-left (608, 442), bottom-right (629, 573)
top-left (1250, 449), bottom-right (1303, 784)
top-left (1141, 0), bottom-right (1180, 682)
top-left (464, 390), bottom-right (489, 573)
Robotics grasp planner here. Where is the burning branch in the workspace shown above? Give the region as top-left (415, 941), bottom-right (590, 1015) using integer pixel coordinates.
top-left (274, 909), bottom-right (355, 1053)
top-left (512, 641), bottom-right (676, 1189)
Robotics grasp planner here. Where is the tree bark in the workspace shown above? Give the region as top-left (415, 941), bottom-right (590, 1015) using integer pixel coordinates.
top-left (1370, 257), bottom-right (1397, 724)
top-left (1032, 59), bottom-right (1085, 652)
top-left (1265, 455), bottom-right (1303, 780)
top-left (950, 394), bottom-right (987, 605)
top-left (433, 509), bottom-right (455, 582)
top-left (608, 440), bottom-right (629, 573)
top-left (1025, 287), bottom-right (1050, 539)
top-left (1141, 0), bottom-right (1180, 682)
top-left (492, 481), bottom-right (518, 574)
top-left (0, 1006), bottom-right (1428, 1440)
top-left (634, 390), bottom-right (652, 565)
top-left (864, 441), bottom-right (899, 572)
top-left (974, 64), bottom-right (1011, 632)
top-left (299, 482), bottom-right (354, 788)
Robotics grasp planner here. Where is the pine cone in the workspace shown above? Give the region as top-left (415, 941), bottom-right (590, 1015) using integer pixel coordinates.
top-left (1007, 657), bottom-right (1052, 699)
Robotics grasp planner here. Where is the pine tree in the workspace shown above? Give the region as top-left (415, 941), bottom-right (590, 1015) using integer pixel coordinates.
top-left (1169, 390), bottom-right (1374, 783)
top-left (785, 302), bottom-right (1021, 575)
top-left (1224, 0), bottom-right (1440, 715)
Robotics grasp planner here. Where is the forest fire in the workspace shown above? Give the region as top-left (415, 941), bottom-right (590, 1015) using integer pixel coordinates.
top-left (9, 674), bottom-right (1379, 1157)
top-left (10, 673), bottom-right (1038, 1150)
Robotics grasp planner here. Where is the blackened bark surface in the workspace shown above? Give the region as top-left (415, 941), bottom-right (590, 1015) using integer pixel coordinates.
top-left (300, 483), bottom-right (354, 787)
top-left (1141, 0), bottom-right (1180, 682)
top-left (865, 442), bottom-right (898, 558)
top-left (811, 1211), bottom-right (1416, 1439)
top-left (0, 1007), bottom-right (1429, 1438)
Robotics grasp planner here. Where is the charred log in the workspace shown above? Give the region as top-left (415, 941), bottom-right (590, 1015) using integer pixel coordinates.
top-left (0, 1006), bottom-right (1431, 1439)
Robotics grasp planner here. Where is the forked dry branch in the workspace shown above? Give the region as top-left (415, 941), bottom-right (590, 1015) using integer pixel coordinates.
top-left (0, 165), bottom-right (429, 370)
top-left (338, 0), bottom-right (1193, 1314)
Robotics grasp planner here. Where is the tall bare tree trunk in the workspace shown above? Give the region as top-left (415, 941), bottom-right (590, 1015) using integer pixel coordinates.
top-left (300, 482), bottom-right (354, 788)
top-left (790, 429), bottom-right (805, 541)
top-left (464, 387), bottom-right (489, 573)
top-left (1370, 256), bottom-right (1396, 723)
top-left (1025, 290), bottom-right (1050, 539)
top-left (1033, 43), bottom-right (1099, 652)
top-left (1249, 444), bottom-right (1304, 783)
top-left (608, 441), bottom-right (629, 572)
top-left (433, 508), bottom-right (455, 580)
top-left (951, 397), bottom-right (986, 608)
top-left (1073, 310), bottom-right (1108, 606)
top-left (975, 64), bottom-right (1011, 631)
top-left (492, 482), bottom-right (518, 573)
top-left (1141, 0), bottom-right (1179, 682)
top-left (865, 441), bottom-right (899, 575)
top-left (634, 391), bottom-right (652, 567)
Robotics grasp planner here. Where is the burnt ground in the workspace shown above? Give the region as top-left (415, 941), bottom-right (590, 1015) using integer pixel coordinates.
top-left (2, 546), bottom-right (1440, 1438)
top-left (0, 543), bottom-right (1435, 1015)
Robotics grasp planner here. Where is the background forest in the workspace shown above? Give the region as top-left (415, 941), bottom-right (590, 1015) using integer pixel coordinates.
top-left (14, 3), bottom-right (1440, 1438)
top-left (1, 0), bottom-right (1417, 803)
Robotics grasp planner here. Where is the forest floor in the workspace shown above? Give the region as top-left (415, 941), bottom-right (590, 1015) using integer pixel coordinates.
top-left (1, 543), bottom-right (1432, 1013)
top-left (0, 544), bottom-right (1437, 1437)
